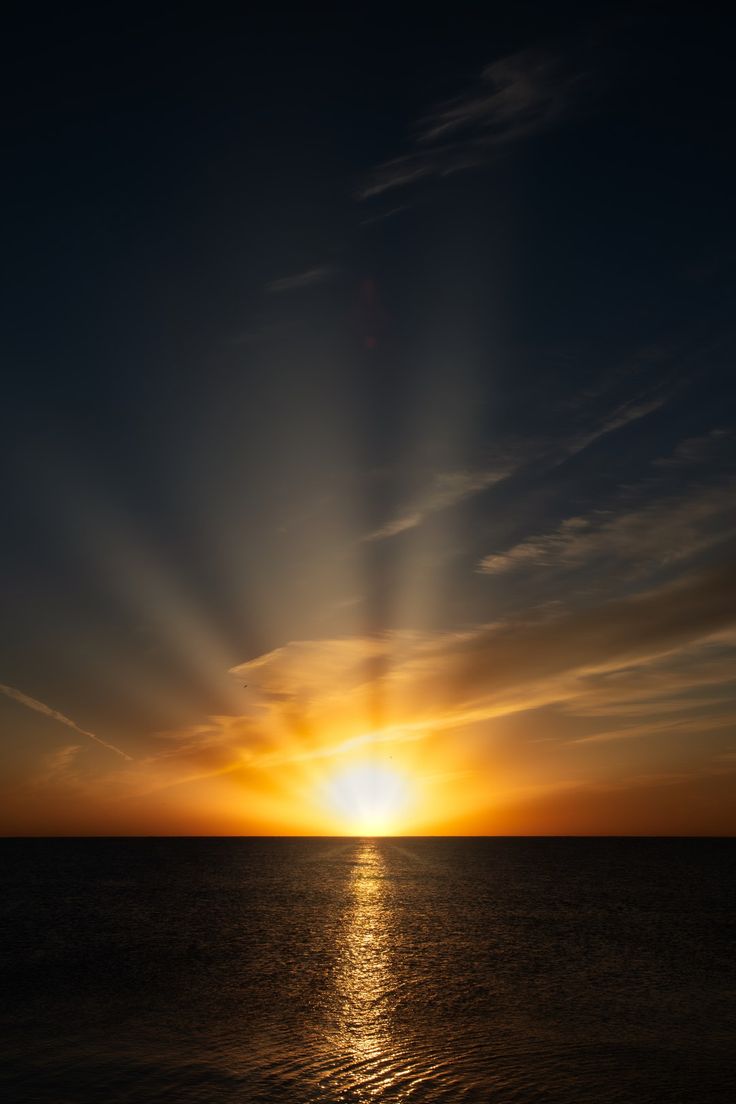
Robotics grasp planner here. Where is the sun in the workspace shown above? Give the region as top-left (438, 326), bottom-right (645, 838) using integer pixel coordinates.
top-left (321, 762), bottom-right (411, 835)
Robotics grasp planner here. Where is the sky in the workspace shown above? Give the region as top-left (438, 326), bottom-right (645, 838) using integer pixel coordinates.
top-left (1, 3), bottom-right (735, 835)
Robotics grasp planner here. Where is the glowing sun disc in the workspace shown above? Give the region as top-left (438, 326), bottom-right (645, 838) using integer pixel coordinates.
top-left (322, 762), bottom-right (410, 835)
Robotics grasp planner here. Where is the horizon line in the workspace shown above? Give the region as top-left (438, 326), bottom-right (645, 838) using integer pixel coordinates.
top-left (1, 833), bottom-right (733, 841)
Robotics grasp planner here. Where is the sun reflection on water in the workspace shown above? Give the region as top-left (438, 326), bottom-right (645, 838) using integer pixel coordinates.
top-left (332, 839), bottom-right (396, 1087)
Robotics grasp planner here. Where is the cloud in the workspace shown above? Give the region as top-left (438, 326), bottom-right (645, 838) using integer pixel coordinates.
top-left (360, 203), bottom-right (411, 226)
top-left (569, 712), bottom-right (736, 746)
top-left (365, 467), bottom-right (510, 541)
top-left (266, 266), bottom-right (334, 293)
top-left (420, 47), bottom-right (582, 145)
top-left (358, 43), bottom-right (598, 200)
top-left (0, 683), bottom-right (132, 760)
top-left (225, 560), bottom-right (736, 747)
top-left (450, 562), bottom-right (736, 704)
top-left (71, 559), bottom-right (736, 822)
top-left (32, 744), bottom-right (82, 788)
top-left (562, 393), bottom-right (670, 460)
top-left (365, 513), bottom-right (422, 541)
top-left (478, 479), bottom-right (736, 577)
top-left (654, 428), bottom-right (731, 469)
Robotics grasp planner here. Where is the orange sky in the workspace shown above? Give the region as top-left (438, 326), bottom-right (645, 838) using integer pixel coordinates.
top-left (2, 563), bottom-right (735, 836)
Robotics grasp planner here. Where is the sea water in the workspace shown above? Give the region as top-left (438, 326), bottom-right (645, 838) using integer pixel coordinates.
top-left (1, 837), bottom-right (733, 1102)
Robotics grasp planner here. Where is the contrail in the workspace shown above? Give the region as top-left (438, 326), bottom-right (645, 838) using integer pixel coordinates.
top-left (0, 683), bottom-right (133, 761)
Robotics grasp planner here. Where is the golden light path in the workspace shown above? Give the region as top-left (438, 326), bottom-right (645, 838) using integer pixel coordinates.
top-left (331, 839), bottom-right (399, 1091)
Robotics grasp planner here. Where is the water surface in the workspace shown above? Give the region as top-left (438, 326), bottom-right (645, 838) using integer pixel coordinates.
top-left (1, 838), bottom-right (733, 1102)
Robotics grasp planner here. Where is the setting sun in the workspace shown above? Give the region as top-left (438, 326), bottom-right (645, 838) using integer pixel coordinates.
top-left (320, 762), bottom-right (412, 835)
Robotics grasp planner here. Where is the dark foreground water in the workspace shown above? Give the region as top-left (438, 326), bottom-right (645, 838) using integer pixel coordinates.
top-left (1, 838), bottom-right (734, 1103)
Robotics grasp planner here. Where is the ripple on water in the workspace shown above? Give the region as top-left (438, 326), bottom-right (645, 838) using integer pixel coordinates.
top-left (0, 837), bottom-right (734, 1102)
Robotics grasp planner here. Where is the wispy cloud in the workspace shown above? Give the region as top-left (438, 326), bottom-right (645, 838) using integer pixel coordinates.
top-left (228, 563), bottom-right (736, 733)
top-left (358, 43), bottom-right (599, 201)
top-left (266, 266), bottom-right (334, 293)
top-left (569, 712), bottom-right (736, 746)
top-left (226, 563), bottom-right (736, 757)
top-left (365, 467), bottom-right (511, 542)
top-left (420, 47), bottom-right (582, 145)
top-left (70, 561), bottom-right (736, 819)
top-left (562, 393), bottom-right (670, 460)
top-left (478, 479), bottom-right (736, 577)
top-left (653, 428), bottom-right (731, 469)
top-left (33, 744), bottom-right (82, 787)
top-left (0, 683), bottom-right (132, 760)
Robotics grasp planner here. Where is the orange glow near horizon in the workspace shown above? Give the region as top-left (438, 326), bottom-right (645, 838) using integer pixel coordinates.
top-left (2, 577), bottom-right (736, 838)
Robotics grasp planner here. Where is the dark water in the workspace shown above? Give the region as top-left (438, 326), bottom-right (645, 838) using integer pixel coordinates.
top-left (1, 838), bottom-right (734, 1103)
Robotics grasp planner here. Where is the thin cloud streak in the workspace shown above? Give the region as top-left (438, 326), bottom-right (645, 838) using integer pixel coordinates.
top-left (568, 712), bottom-right (736, 746)
top-left (479, 479), bottom-right (736, 577)
top-left (0, 683), bottom-right (132, 760)
top-left (654, 428), bottom-right (731, 469)
top-left (358, 42), bottom-right (601, 200)
top-left (365, 467), bottom-right (511, 542)
top-left (562, 393), bottom-right (670, 460)
top-left (266, 266), bottom-right (334, 293)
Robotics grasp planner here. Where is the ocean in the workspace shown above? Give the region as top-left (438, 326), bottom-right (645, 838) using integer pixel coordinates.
top-left (1, 837), bottom-right (734, 1102)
